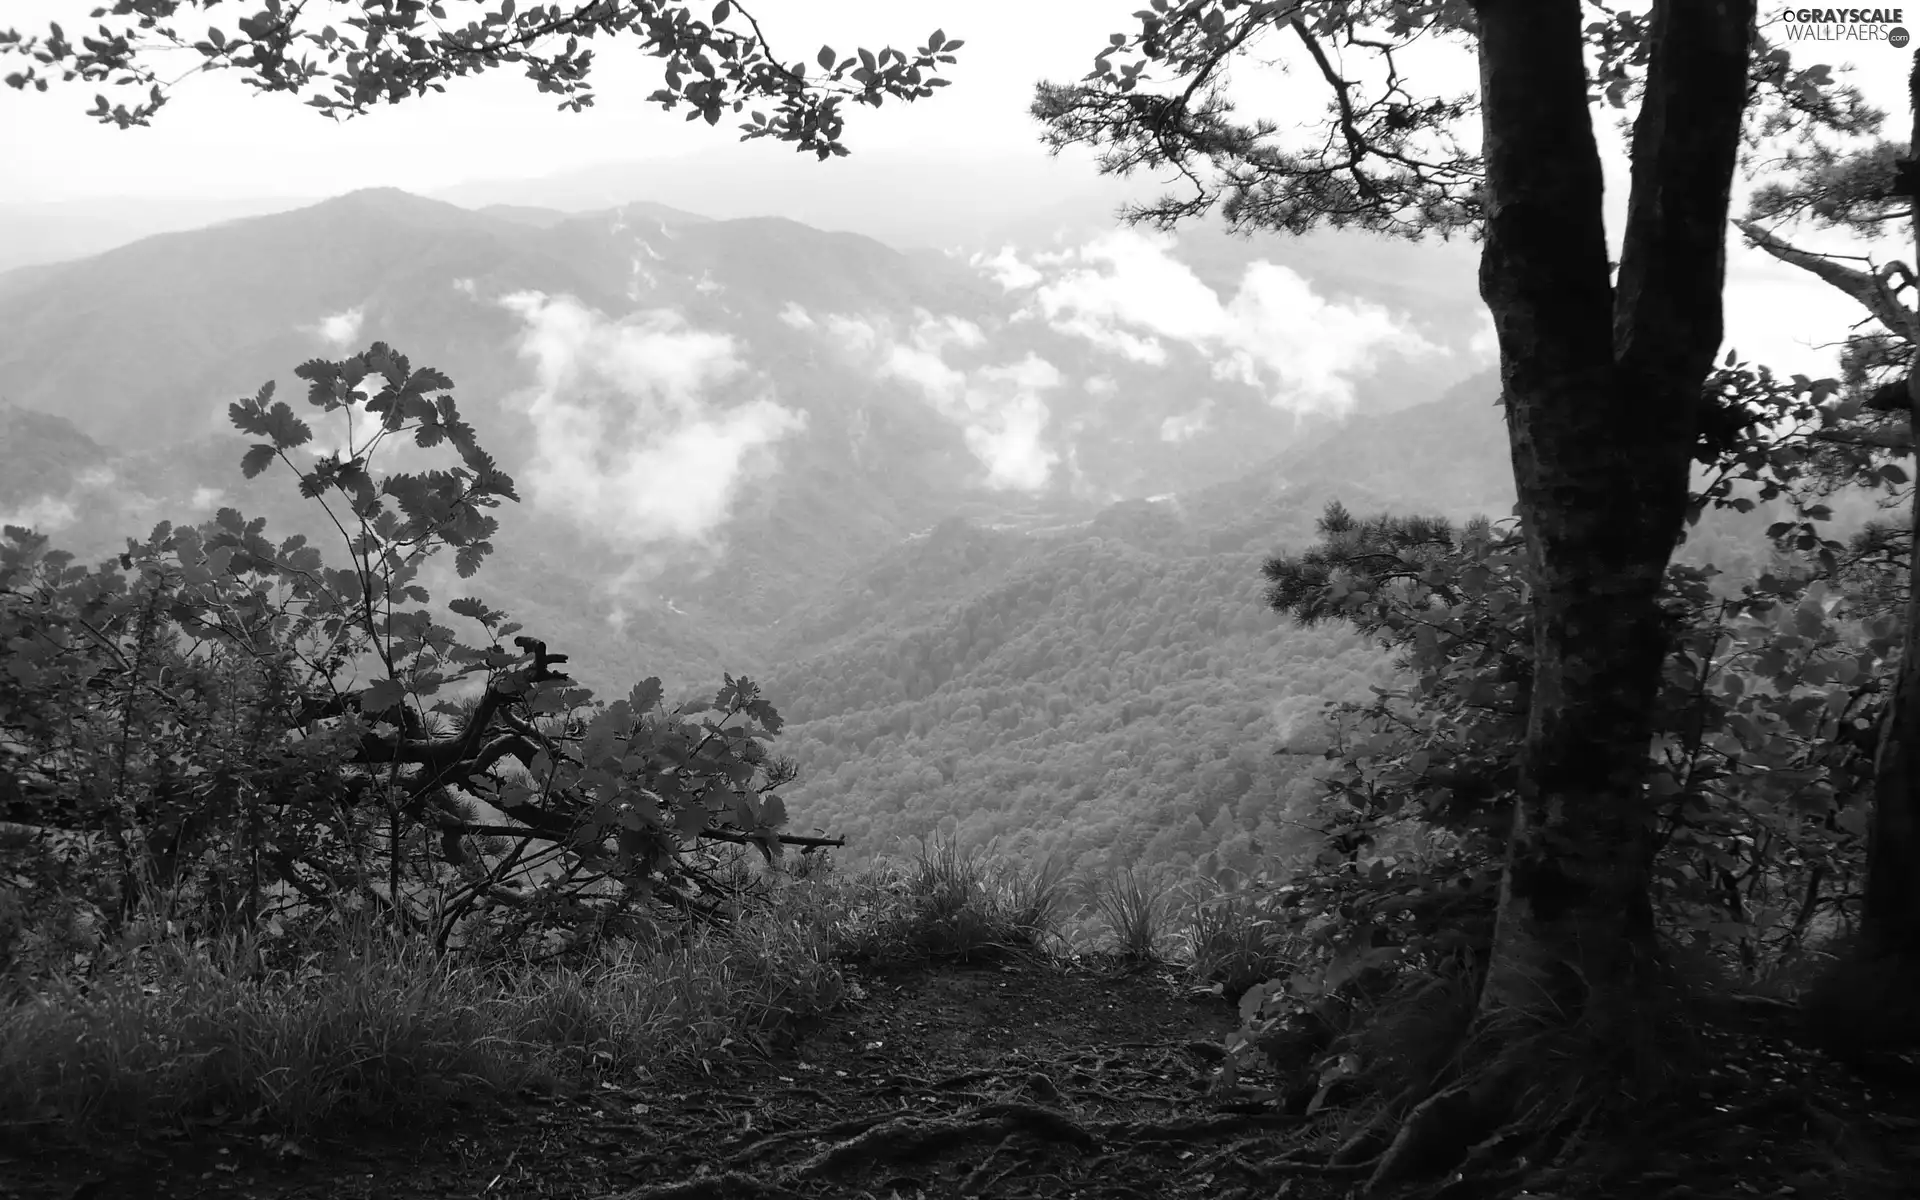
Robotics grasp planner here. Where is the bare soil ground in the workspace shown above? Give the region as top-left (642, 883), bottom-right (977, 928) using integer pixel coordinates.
top-left (2, 953), bottom-right (1916, 1200)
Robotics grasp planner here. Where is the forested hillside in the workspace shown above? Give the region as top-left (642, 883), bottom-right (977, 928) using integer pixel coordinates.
top-left (766, 370), bottom-right (1513, 871)
top-left (0, 187), bottom-right (1491, 701)
top-left (768, 508), bottom-right (1382, 874)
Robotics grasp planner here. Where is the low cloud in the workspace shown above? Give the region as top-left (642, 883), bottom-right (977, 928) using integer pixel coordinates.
top-left (1160, 400), bottom-right (1213, 443)
top-left (310, 307), bottom-right (365, 348)
top-left (499, 291), bottom-right (804, 545)
top-left (778, 303), bottom-right (815, 330)
top-left (966, 357), bottom-right (1062, 491)
top-left (822, 310), bottom-right (1061, 491)
top-left (979, 231), bottom-right (1438, 412)
top-left (1467, 320), bottom-right (1498, 363)
top-left (978, 246), bottom-right (1042, 291)
top-left (0, 496), bottom-right (77, 533)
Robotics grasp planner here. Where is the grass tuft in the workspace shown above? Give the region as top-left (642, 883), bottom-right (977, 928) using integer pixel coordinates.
top-left (1093, 867), bottom-right (1169, 962)
top-left (1183, 888), bottom-right (1301, 1002)
top-left (816, 837), bottom-right (1067, 965)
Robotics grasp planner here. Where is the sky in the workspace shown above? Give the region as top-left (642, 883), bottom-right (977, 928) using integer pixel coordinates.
top-left (1, 0), bottom-right (1915, 380)
top-left (0, 0), bottom-right (1146, 202)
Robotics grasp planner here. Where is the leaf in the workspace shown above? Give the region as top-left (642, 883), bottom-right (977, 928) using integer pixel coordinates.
top-left (241, 444), bottom-right (277, 479)
top-left (712, 0), bottom-right (730, 20)
top-left (629, 676), bottom-right (665, 713)
top-left (817, 44), bottom-right (835, 70)
top-left (360, 678), bottom-right (406, 714)
top-left (449, 596), bottom-right (500, 623)
top-left (676, 799), bottom-right (710, 837)
top-left (760, 792), bottom-right (788, 828)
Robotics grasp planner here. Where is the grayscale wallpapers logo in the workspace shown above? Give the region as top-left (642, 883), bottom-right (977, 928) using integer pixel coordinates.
top-left (1778, 7), bottom-right (1910, 41)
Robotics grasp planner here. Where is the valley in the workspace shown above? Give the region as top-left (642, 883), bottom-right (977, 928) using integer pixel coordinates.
top-left (0, 187), bottom-right (1504, 877)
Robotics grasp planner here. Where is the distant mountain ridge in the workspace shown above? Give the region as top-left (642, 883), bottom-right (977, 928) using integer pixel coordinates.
top-left (7, 154), bottom-right (1782, 892)
top-left (0, 187), bottom-right (1510, 873)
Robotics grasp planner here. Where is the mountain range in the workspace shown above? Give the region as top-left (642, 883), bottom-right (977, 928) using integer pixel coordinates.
top-left (0, 184), bottom-right (1509, 874)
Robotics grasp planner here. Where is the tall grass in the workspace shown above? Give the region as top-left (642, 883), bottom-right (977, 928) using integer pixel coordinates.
top-left (1093, 866), bottom-right (1170, 962)
top-left (0, 903), bottom-right (848, 1140)
top-left (0, 844), bottom-right (1075, 1142)
top-left (1184, 888), bottom-right (1303, 1002)
top-left (822, 836), bottom-right (1071, 964)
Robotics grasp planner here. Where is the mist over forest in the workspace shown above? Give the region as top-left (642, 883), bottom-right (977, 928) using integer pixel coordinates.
top-left (0, 179), bottom-right (1518, 880)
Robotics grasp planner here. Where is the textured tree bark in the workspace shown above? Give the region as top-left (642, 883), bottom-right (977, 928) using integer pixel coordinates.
top-left (1864, 51), bottom-right (1920, 959)
top-left (1472, 0), bottom-right (1754, 1023)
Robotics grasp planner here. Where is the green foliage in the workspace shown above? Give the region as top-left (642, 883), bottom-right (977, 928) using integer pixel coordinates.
top-left (2, 1), bottom-right (961, 156)
top-left (1092, 866), bottom-right (1168, 962)
top-left (1215, 358), bottom-right (1909, 1087)
top-left (0, 884), bottom-right (848, 1139)
top-left (1032, 1), bottom-right (1871, 237)
top-left (1, 343), bottom-right (809, 984)
top-left (767, 509), bottom-right (1383, 883)
top-left (818, 837), bottom-right (1066, 966)
top-left (1184, 886), bottom-right (1303, 1004)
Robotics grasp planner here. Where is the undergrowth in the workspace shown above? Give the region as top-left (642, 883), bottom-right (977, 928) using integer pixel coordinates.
top-left (0, 841), bottom-right (1089, 1143)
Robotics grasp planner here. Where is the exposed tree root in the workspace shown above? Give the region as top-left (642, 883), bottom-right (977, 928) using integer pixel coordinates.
top-left (1259, 1154), bottom-right (1378, 1178)
top-left (957, 1133), bottom-right (1021, 1195)
top-left (1365, 1064), bottom-right (1524, 1194)
top-left (1103, 1111), bottom-right (1302, 1142)
top-left (620, 1172), bottom-right (804, 1199)
top-left (641, 1098), bottom-right (1320, 1196)
top-left (785, 1101), bottom-right (1099, 1180)
top-left (727, 1113), bottom-right (892, 1164)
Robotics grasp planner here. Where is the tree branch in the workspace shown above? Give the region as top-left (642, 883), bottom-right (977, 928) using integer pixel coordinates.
top-left (1735, 220), bottom-right (1920, 343)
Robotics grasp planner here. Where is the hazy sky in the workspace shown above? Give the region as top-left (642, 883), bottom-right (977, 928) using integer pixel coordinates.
top-left (2, 2), bottom-right (1915, 375)
top-left (1, 0), bottom-right (1155, 202)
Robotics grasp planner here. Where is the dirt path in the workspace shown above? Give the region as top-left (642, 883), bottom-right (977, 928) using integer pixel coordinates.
top-left (0, 955), bottom-right (1344, 1200)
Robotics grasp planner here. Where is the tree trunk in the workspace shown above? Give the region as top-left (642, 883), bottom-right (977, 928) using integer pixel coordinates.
top-left (1472, 0), bottom-right (1754, 1024)
top-left (1864, 51), bottom-right (1920, 958)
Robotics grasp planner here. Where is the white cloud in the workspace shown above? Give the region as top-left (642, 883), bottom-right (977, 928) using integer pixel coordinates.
top-left (924, 313), bottom-right (987, 349)
top-left (0, 496), bottom-right (77, 532)
top-left (778, 303), bottom-right (815, 330)
top-left (973, 246), bottom-right (1042, 290)
top-left (311, 306), bottom-right (365, 348)
top-left (1084, 375), bottom-right (1117, 397)
top-left (987, 230), bottom-right (1438, 412)
top-left (189, 486), bottom-right (225, 510)
top-left (1160, 400), bottom-right (1213, 443)
top-left (499, 291), bottom-right (805, 545)
top-left (1467, 318), bottom-right (1498, 363)
top-left (880, 333), bottom-right (968, 403)
top-left (835, 311), bottom-right (1062, 491)
top-left (966, 356), bottom-right (1062, 490)
top-left (825, 312), bottom-right (881, 355)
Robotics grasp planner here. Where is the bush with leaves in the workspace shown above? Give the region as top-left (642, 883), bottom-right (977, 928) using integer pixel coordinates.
top-left (1, 343), bottom-right (827, 983)
top-left (1216, 359), bottom-right (1906, 1094)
